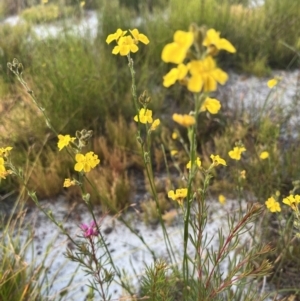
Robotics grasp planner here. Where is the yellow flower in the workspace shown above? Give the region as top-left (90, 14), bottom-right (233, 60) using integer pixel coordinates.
top-left (172, 132), bottom-right (178, 139)
top-left (0, 146), bottom-right (13, 157)
top-left (203, 29), bottom-right (236, 55)
top-left (129, 29), bottom-right (150, 45)
top-left (267, 78), bottom-right (278, 89)
top-left (282, 195), bottom-right (296, 210)
top-left (106, 28), bottom-right (127, 44)
top-left (172, 113), bottom-right (195, 127)
top-left (74, 151), bottom-right (100, 173)
top-left (200, 97), bottom-right (221, 114)
top-left (163, 64), bottom-right (188, 88)
top-left (63, 178), bottom-right (76, 188)
top-left (219, 194), bottom-right (226, 205)
top-left (170, 150), bottom-right (178, 156)
top-left (0, 158), bottom-right (11, 179)
top-left (161, 30), bottom-right (194, 64)
top-left (168, 188), bottom-right (188, 201)
top-left (210, 154), bottom-right (227, 166)
top-left (112, 35), bottom-right (138, 56)
top-left (57, 135), bottom-right (75, 151)
top-left (265, 197), bottom-right (281, 213)
top-left (149, 118), bottom-right (160, 131)
top-left (228, 146), bottom-right (246, 160)
top-left (187, 56), bottom-right (228, 92)
top-left (0, 160), bottom-right (6, 179)
top-left (240, 170), bottom-right (246, 179)
top-left (259, 151), bottom-right (269, 160)
top-left (80, 1), bottom-right (85, 7)
top-left (134, 108), bottom-right (153, 124)
top-left (186, 157), bottom-right (201, 169)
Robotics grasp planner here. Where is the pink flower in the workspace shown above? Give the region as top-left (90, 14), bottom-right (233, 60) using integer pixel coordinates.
top-left (80, 221), bottom-right (99, 238)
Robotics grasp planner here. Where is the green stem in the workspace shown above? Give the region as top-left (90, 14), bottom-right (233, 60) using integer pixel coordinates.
top-left (127, 55), bottom-right (177, 264)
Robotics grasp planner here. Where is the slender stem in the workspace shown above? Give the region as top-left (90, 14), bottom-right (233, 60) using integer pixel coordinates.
top-left (127, 55), bottom-right (176, 264)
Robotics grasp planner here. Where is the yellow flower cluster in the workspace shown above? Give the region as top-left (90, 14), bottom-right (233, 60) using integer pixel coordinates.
top-left (162, 28), bottom-right (235, 93)
top-left (106, 28), bottom-right (149, 56)
top-left (57, 134), bottom-right (100, 176)
top-left (133, 108), bottom-right (160, 131)
top-left (0, 147), bottom-right (13, 179)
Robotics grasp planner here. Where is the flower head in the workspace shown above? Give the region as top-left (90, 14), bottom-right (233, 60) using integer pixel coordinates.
top-left (58, 135), bottom-right (75, 151)
top-left (200, 97), bottom-right (221, 114)
top-left (80, 221), bottom-right (99, 238)
top-left (63, 178), bottom-right (76, 188)
top-left (134, 108), bottom-right (153, 124)
top-left (0, 147), bottom-right (13, 157)
top-left (219, 194), bottom-right (226, 205)
top-left (74, 151), bottom-right (100, 173)
top-left (107, 28), bottom-right (149, 55)
top-left (187, 56), bottom-right (228, 92)
top-left (283, 195), bottom-right (300, 210)
top-left (259, 151), bottom-right (269, 160)
top-left (210, 154), bottom-right (227, 166)
top-left (172, 132), bottom-right (178, 140)
top-left (112, 35), bottom-right (138, 56)
top-left (170, 150), bottom-right (178, 156)
top-left (265, 197), bottom-right (281, 213)
top-left (228, 146), bottom-right (246, 160)
top-left (240, 170), bottom-right (246, 179)
top-left (149, 119), bottom-right (160, 131)
top-left (161, 30), bottom-right (194, 64)
top-left (168, 188), bottom-right (188, 205)
top-left (203, 29), bottom-right (236, 55)
top-left (172, 113), bottom-right (195, 127)
top-left (267, 78), bottom-right (278, 89)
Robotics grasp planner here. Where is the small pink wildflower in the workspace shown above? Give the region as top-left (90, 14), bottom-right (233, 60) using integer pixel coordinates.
top-left (80, 221), bottom-right (99, 238)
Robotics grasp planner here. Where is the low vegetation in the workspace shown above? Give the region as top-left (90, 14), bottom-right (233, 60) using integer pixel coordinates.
top-left (0, 0), bottom-right (300, 300)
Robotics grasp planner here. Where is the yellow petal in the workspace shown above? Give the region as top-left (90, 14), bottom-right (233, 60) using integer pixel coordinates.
top-left (161, 43), bottom-right (187, 64)
top-left (187, 74), bottom-right (203, 92)
top-left (130, 44), bottom-right (139, 53)
top-left (138, 33), bottom-right (149, 44)
top-left (219, 38), bottom-right (236, 53)
top-left (177, 63), bottom-right (188, 80)
top-left (163, 68), bottom-right (179, 87)
top-left (211, 68), bottom-right (228, 85)
top-left (112, 46), bottom-right (120, 55)
top-left (173, 30), bottom-right (194, 49)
